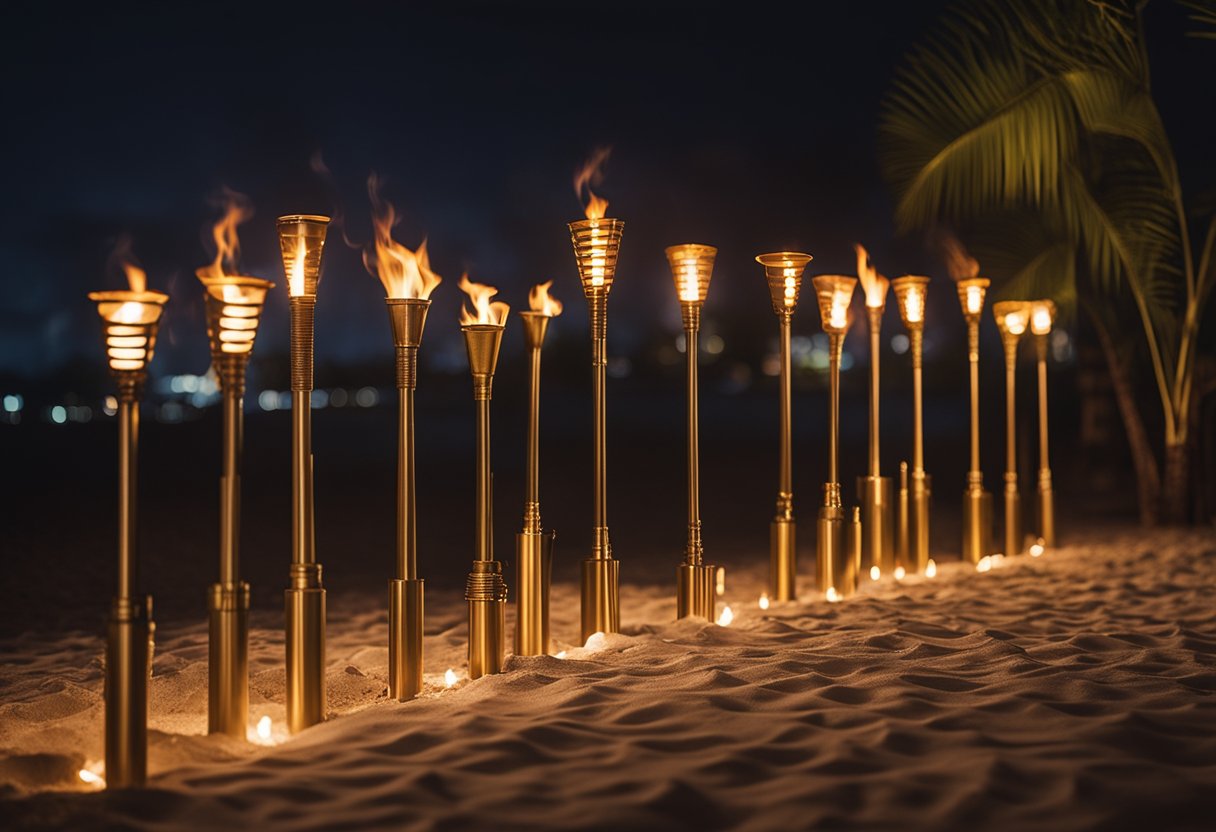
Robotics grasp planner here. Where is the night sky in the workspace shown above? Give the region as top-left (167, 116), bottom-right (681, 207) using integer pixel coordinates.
top-left (1, 1), bottom-right (1211, 387)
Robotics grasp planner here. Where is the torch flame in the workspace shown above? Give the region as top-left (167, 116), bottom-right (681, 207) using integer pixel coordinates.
top-left (574, 147), bottom-right (611, 220)
top-left (942, 234), bottom-right (980, 282)
top-left (528, 280), bottom-right (563, 316)
top-left (965, 285), bottom-right (984, 315)
top-left (197, 188), bottom-right (254, 281)
top-left (758, 593), bottom-right (770, 610)
top-left (458, 275), bottom-right (509, 326)
top-left (855, 244), bottom-right (888, 309)
top-left (363, 175), bottom-right (442, 299)
top-left (109, 236), bottom-right (147, 293)
top-left (1005, 311), bottom-right (1027, 336)
top-left (830, 292), bottom-right (850, 331)
top-left (904, 287), bottom-right (925, 324)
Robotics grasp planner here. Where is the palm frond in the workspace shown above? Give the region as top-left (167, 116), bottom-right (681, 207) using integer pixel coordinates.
top-left (1179, 0), bottom-right (1216, 39)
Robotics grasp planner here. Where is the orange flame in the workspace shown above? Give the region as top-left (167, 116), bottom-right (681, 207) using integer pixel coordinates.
top-left (363, 175), bottom-right (442, 299)
top-left (942, 234), bottom-right (980, 281)
top-left (458, 275), bottom-right (509, 326)
top-left (854, 244), bottom-right (888, 309)
top-left (528, 280), bottom-right (563, 316)
top-left (197, 188), bottom-right (253, 281)
top-left (574, 148), bottom-right (611, 220)
top-left (109, 236), bottom-right (147, 293)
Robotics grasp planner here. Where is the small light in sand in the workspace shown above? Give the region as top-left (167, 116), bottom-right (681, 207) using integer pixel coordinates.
top-left (825, 587), bottom-right (842, 603)
top-left (758, 593), bottom-right (770, 610)
top-left (925, 559), bottom-right (937, 578)
top-left (78, 766), bottom-right (104, 789)
top-left (584, 631), bottom-right (607, 651)
top-left (256, 715), bottom-right (272, 742)
top-left (977, 556), bottom-right (994, 573)
top-left (555, 650), bottom-right (567, 659)
top-left (717, 605), bottom-right (734, 627)
top-left (716, 567), bottom-right (726, 596)
top-left (870, 566), bottom-right (881, 581)
top-left (1030, 539), bottom-right (1045, 557)
top-left (894, 566), bottom-right (907, 581)
top-left (444, 668), bottom-right (458, 688)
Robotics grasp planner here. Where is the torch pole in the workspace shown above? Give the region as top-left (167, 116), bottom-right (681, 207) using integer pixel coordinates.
top-left (1036, 334), bottom-right (1054, 547)
top-left (1002, 334), bottom-right (1022, 556)
top-left (961, 317), bottom-right (992, 563)
top-left (770, 312), bottom-right (796, 600)
top-left (859, 306), bottom-right (894, 578)
top-left (516, 313), bottom-right (553, 656)
top-left (676, 308), bottom-right (712, 619)
top-left (909, 327), bottom-right (930, 573)
top-left (817, 333), bottom-right (847, 596)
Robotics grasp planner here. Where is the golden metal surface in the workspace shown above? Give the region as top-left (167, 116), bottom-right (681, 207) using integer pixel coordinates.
top-left (816, 502), bottom-right (845, 595)
top-left (1035, 326), bottom-right (1055, 547)
top-left (960, 294), bottom-right (994, 563)
top-left (207, 582), bottom-right (249, 737)
top-left (994, 301), bottom-right (1031, 555)
top-left (769, 518), bottom-right (796, 602)
top-left (570, 219), bottom-right (624, 639)
top-left (389, 579), bottom-right (423, 700)
top-left (515, 311), bottom-right (554, 657)
top-left (891, 276), bottom-right (932, 573)
top-left (897, 461), bottom-right (909, 569)
top-left (857, 475), bottom-right (895, 576)
top-left (285, 575), bottom-right (326, 733)
top-left (105, 596), bottom-right (152, 788)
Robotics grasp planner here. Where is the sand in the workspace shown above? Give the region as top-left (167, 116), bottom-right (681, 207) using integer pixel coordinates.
top-left (2, 527), bottom-right (1214, 830)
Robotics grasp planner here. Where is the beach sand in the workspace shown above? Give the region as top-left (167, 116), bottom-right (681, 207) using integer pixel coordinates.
top-left (2, 527), bottom-right (1214, 830)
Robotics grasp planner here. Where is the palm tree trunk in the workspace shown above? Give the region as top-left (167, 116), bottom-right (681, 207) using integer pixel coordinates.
top-left (1159, 441), bottom-right (1189, 525)
top-left (1088, 307), bottom-right (1160, 526)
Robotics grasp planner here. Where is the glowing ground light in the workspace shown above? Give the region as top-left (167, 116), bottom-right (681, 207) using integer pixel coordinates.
top-left (926, 559), bottom-right (937, 578)
top-left (1030, 539), bottom-right (1045, 557)
top-left (977, 555), bottom-right (996, 573)
top-left (825, 587), bottom-right (842, 603)
top-left (717, 605), bottom-right (734, 626)
top-left (444, 668), bottom-right (458, 688)
top-left (870, 566), bottom-right (881, 581)
top-left (257, 715), bottom-right (272, 742)
top-left (78, 767), bottom-right (104, 788)
top-left (894, 566), bottom-right (906, 580)
top-left (585, 631), bottom-right (607, 651)
top-left (555, 650), bottom-right (568, 659)
top-left (758, 593), bottom-right (770, 610)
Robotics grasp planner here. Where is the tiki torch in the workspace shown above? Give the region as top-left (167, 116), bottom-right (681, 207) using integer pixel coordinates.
top-left (957, 277), bottom-right (994, 564)
top-left (666, 244), bottom-right (718, 620)
top-left (569, 151), bottom-right (624, 642)
top-left (855, 246), bottom-right (894, 579)
top-left (994, 300), bottom-right (1031, 556)
top-left (811, 275), bottom-right (859, 599)
top-left (891, 275), bottom-right (932, 574)
top-left (756, 252), bottom-right (812, 602)
top-left (362, 179), bottom-right (442, 700)
top-left (516, 281), bottom-right (562, 657)
top-left (277, 213), bottom-right (330, 733)
top-left (1031, 300), bottom-right (1056, 547)
top-left (459, 277), bottom-right (510, 678)
top-left (89, 255), bottom-right (167, 788)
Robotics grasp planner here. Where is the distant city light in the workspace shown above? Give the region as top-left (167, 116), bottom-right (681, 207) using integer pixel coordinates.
top-left (329, 388), bottom-right (349, 408)
top-left (704, 334), bottom-right (725, 355)
top-left (258, 390), bottom-right (278, 411)
top-left (3, 394), bottom-right (21, 412)
top-left (891, 334), bottom-right (910, 354)
top-left (311, 390), bottom-right (329, 409)
top-left (355, 387), bottom-right (379, 407)
top-left (50, 405), bottom-right (67, 424)
top-left (103, 395), bottom-right (118, 416)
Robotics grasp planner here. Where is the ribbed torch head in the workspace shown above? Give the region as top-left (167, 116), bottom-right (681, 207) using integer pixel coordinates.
top-left (993, 300), bottom-right (1032, 344)
top-left (891, 275), bottom-right (931, 334)
top-left (569, 218), bottom-right (625, 298)
top-left (666, 243), bottom-right (716, 327)
top-left (277, 215), bottom-right (331, 298)
top-left (956, 277), bottom-right (990, 326)
top-left (1030, 299), bottom-right (1056, 336)
top-left (89, 290), bottom-right (170, 395)
top-left (200, 276), bottom-right (273, 384)
top-left (811, 275), bottom-right (858, 335)
top-left (756, 252), bottom-right (812, 316)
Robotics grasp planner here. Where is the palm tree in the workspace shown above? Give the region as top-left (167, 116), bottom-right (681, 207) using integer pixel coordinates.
top-left (880, 0), bottom-right (1215, 525)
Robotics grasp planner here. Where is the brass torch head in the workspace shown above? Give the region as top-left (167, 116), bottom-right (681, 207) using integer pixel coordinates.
top-left (1030, 299), bottom-right (1056, 336)
top-left (277, 214), bottom-right (331, 298)
top-left (89, 290), bottom-right (170, 383)
top-left (891, 275), bottom-right (930, 334)
top-left (956, 277), bottom-right (990, 326)
top-left (387, 298), bottom-right (431, 349)
top-left (568, 218), bottom-right (625, 298)
top-left (811, 275), bottom-right (858, 335)
top-left (462, 324), bottom-right (506, 382)
top-left (665, 243), bottom-right (717, 313)
top-left (199, 276), bottom-right (274, 367)
top-left (757, 251), bottom-right (812, 316)
top-left (518, 311), bottom-right (551, 351)
top-left (993, 300), bottom-right (1032, 349)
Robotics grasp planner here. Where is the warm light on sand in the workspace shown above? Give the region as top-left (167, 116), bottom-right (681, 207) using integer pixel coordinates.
top-left (257, 716), bottom-right (272, 741)
top-left (825, 587), bottom-right (842, 603)
top-left (926, 559), bottom-right (937, 578)
top-left (717, 605), bottom-right (734, 626)
top-left (555, 650), bottom-right (567, 659)
top-left (585, 631), bottom-right (607, 651)
top-left (444, 668), bottom-right (458, 688)
top-left (758, 593), bottom-right (770, 610)
top-left (1030, 539), bottom-right (1045, 557)
top-left (78, 766), bottom-right (104, 788)
top-left (870, 566), bottom-right (881, 581)
top-left (894, 566), bottom-right (907, 580)
top-left (977, 556), bottom-right (993, 573)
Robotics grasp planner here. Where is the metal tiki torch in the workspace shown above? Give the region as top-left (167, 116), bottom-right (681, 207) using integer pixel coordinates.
top-left (1030, 300), bottom-right (1056, 547)
top-left (957, 277), bottom-right (994, 564)
top-left (516, 281), bottom-right (562, 657)
top-left (993, 300), bottom-right (1031, 556)
top-left (363, 180), bottom-right (443, 700)
top-left (891, 276), bottom-right (932, 574)
top-left (459, 277), bottom-right (510, 678)
top-left (756, 252), bottom-right (812, 602)
top-left (811, 275), bottom-right (859, 599)
top-left (855, 246), bottom-right (894, 580)
top-left (569, 156), bottom-right (625, 643)
top-left (666, 244), bottom-right (718, 620)
top-left (277, 213), bottom-right (330, 733)
top-left (198, 274), bottom-right (272, 738)
top-left (89, 262), bottom-right (168, 788)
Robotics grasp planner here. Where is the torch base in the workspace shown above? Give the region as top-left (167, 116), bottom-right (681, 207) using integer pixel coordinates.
top-left (105, 595), bottom-right (153, 789)
top-left (769, 518), bottom-right (796, 602)
top-left (1037, 478), bottom-right (1055, 548)
top-left (468, 598), bottom-right (506, 679)
top-left (207, 582), bottom-right (249, 738)
top-left (285, 581), bottom-right (326, 734)
top-left (961, 488), bottom-right (994, 564)
top-left (389, 579), bottom-right (424, 701)
top-left (817, 505), bottom-right (856, 598)
top-left (1004, 486), bottom-right (1023, 556)
top-left (675, 562), bottom-right (716, 620)
top-left (856, 476), bottom-right (894, 577)
top-left (580, 557), bottom-right (620, 643)
top-left (908, 473), bottom-right (932, 574)
top-left (515, 531), bottom-right (555, 657)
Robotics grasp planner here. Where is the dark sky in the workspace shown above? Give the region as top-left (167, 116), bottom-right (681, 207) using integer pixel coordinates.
top-left (1, 1), bottom-right (1210, 383)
